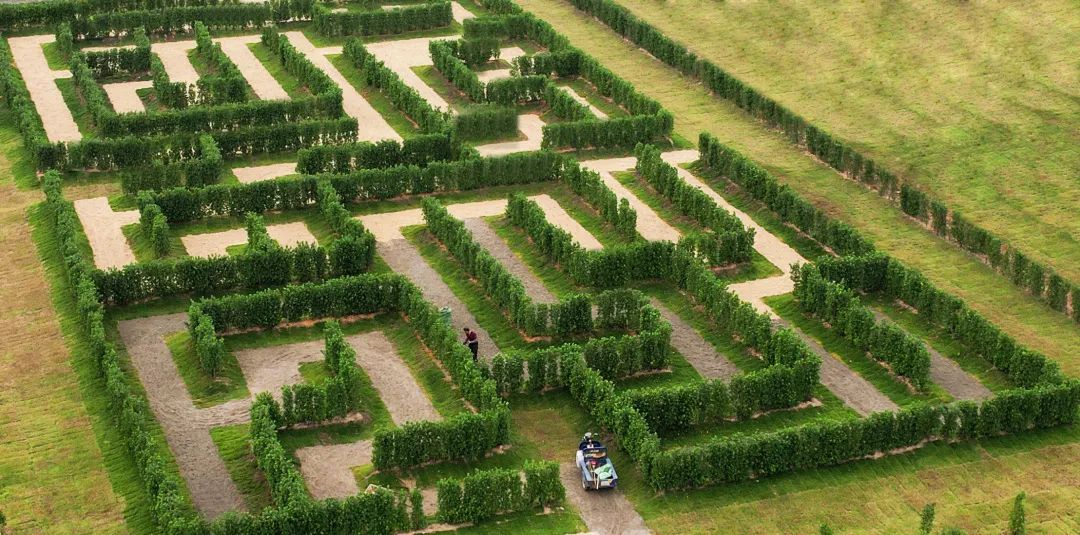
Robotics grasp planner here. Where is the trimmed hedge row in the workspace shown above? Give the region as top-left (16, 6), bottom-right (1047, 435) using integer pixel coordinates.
top-left (647, 382), bottom-right (1080, 490)
top-left (313, 1), bottom-right (453, 37)
top-left (297, 134), bottom-right (455, 174)
top-left (561, 162), bottom-right (637, 238)
top-left (278, 320), bottom-right (363, 425)
top-left (342, 38), bottom-right (451, 133)
top-left (792, 262), bottom-right (931, 389)
top-left (70, 4), bottom-right (271, 38)
top-left (82, 26), bottom-right (150, 76)
top-left (137, 195), bottom-right (171, 256)
top-left (570, 0), bottom-right (1080, 323)
top-left (454, 104), bottom-right (518, 140)
top-left (56, 116), bottom-right (356, 171)
top-left (813, 253), bottom-right (1064, 388)
top-left (435, 461), bottom-right (564, 524)
top-left (635, 143), bottom-right (754, 263)
top-left (429, 33), bottom-right (667, 146)
top-left (699, 133), bottom-right (875, 256)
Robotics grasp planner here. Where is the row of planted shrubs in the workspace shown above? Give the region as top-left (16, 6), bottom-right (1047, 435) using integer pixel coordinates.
top-left (428, 36), bottom-right (673, 149)
top-left (570, 0), bottom-right (1080, 323)
top-left (791, 262), bottom-right (932, 389)
top-left (647, 382), bottom-right (1080, 490)
top-left (342, 39), bottom-right (452, 133)
top-left (436, 461), bottom-right (564, 524)
top-left (812, 253), bottom-right (1065, 388)
top-left (314, 1), bottom-right (453, 37)
top-left (94, 180), bottom-right (375, 306)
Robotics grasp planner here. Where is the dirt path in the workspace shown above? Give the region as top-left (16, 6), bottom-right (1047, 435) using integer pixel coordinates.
top-left (180, 222), bottom-right (317, 258)
top-left (217, 35), bottom-right (290, 101)
top-left (366, 37), bottom-right (452, 111)
top-left (773, 317), bottom-right (898, 416)
top-left (650, 298), bottom-right (739, 380)
top-left (297, 331), bottom-right (439, 498)
top-left (580, 157), bottom-right (681, 242)
top-left (72, 197), bottom-right (139, 270)
top-left (295, 440), bottom-right (373, 499)
top-left (531, 195), bottom-right (603, 250)
top-left (376, 238), bottom-right (500, 357)
top-left (475, 114), bottom-right (545, 156)
top-left (102, 80), bottom-right (152, 113)
top-left (283, 31), bottom-right (402, 142)
top-left (868, 309), bottom-right (992, 401)
top-left (562, 85), bottom-right (607, 119)
top-left (7, 34), bottom-right (81, 142)
top-left (118, 314), bottom-right (247, 518)
top-left (151, 40), bottom-right (200, 85)
top-left (233, 161), bottom-right (297, 183)
top-left (465, 218), bottom-right (557, 304)
top-left (728, 275), bottom-right (795, 316)
top-left (234, 338), bottom-right (326, 400)
top-left (559, 463), bottom-right (651, 535)
top-left (353, 331), bottom-right (440, 424)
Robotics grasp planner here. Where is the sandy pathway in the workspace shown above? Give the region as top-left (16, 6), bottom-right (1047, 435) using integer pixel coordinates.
top-left (650, 298), bottom-right (738, 380)
top-left (73, 197), bottom-right (140, 270)
top-left (217, 35), bottom-right (289, 100)
top-left (773, 317), bottom-right (898, 416)
top-left (580, 157), bottom-right (680, 242)
top-left (283, 31), bottom-right (401, 142)
top-left (559, 463), bottom-right (651, 535)
top-left (234, 338), bottom-right (326, 400)
top-left (476, 113), bottom-right (545, 156)
top-left (868, 309), bottom-right (992, 401)
top-left (232, 161), bottom-right (297, 183)
top-left (367, 37), bottom-right (451, 111)
top-left (296, 441), bottom-right (373, 500)
top-left (530, 195), bottom-right (603, 250)
top-left (353, 331), bottom-right (440, 424)
top-left (562, 85), bottom-right (607, 119)
top-left (465, 218), bottom-right (557, 304)
top-left (7, 34), bottom-right (80, 142)
top-left (296, 332), bottom-right (439, 499)
top-left (102, 80), bottom-right (153, 113)
top-left (152, 40), bottom-right (200, 85)
top-left (180, 222), bottom-right (317, 258)
top-left (118, 314), bottom-right (247, 518)
top-left (377, 238), bottom-right (501, 356)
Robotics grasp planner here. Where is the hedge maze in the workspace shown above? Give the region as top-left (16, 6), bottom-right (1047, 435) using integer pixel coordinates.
top-left (5, 0), bottom-right (1079, 533)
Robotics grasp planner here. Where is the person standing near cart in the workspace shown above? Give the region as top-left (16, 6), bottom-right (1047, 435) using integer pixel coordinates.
top-left (463, 327), bottom-right (479, 362)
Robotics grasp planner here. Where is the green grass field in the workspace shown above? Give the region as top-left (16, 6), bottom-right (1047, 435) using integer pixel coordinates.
top-left (595, 0), bottom-right (1080, 285)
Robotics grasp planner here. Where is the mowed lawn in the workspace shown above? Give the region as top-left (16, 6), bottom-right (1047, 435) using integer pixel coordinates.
top-left (0, 118), bottom-right (128, 531)
top-left (516, 0), bottom-right (1080, 378)
top-left (590, 0), bottom-right (1080, 283)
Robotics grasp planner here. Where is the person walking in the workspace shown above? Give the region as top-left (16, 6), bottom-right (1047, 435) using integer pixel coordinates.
top-left (463, 327), bottom-right (479, 362)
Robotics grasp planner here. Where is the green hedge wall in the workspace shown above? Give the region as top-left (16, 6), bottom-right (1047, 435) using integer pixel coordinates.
top-left (699, 133), bottom-right (875, 257)
top-left (297, 134), bottom-right (455, 174)
top-left (454, 104), bottom-right (518, 140)
top-left (435, 461), bottom-right (564, 524)
top-left (813, 253), bottom-right (1064, 388)
top-left (120, 134), bottom-right (224, 194)
top-left (792, 262), bottom-right (932, 389)
top-left (342, 38), bottom-right (452, 133)
top-left (313, 1), bottom-right (453, 37)
top-left (71, 4), bottom-right (271, 38)
top-left (647, 382), bottom-right (1080, 490)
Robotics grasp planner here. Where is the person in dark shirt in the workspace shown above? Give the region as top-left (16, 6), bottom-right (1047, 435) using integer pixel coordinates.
top-left (463, 327), bottom-right (479, 361)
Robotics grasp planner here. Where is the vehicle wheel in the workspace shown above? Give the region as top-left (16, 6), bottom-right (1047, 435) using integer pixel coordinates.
top-left (581, 478), bottom-right (589, 491)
